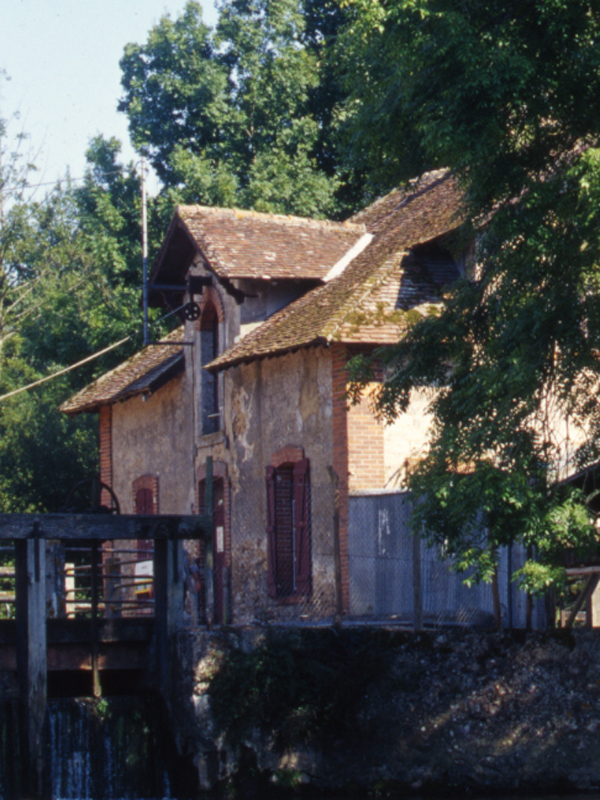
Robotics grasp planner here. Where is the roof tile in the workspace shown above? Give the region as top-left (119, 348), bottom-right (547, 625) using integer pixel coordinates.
top-left (209, 170), bottom-right (464, 369)
top-left (60, 328), bottom-right (185, 415)
top-left (177, 206), bottom-right (366, 281)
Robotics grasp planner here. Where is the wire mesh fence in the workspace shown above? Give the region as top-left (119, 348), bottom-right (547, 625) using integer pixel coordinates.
top-left (348, 491), bottom-right (548, 629)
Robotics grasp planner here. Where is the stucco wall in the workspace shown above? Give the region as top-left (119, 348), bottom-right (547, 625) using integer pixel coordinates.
top-left (111, 372), bottom-right (195, 515)
top-left (223, 347), bottom-right (336, 624)
top-left (382, 388), bottom-right (434, 487)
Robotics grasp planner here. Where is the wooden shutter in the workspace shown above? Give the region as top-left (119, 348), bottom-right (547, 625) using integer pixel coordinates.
top-left (265, 466), bottom-right (277, 598)
top-left (293, 458), bottom-right (311, 595)
top-left (135, 487), bottom-right (153, 515)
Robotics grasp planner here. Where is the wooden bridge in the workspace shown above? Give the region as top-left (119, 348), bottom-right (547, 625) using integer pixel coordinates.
top-left (0, 463), bottom-right (214, 797)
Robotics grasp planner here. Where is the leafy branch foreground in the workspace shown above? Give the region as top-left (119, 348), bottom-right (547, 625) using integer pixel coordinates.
top-left (342, 0), bottom-right (600, 595)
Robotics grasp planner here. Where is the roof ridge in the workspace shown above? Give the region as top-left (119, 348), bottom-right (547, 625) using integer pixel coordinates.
top-left (349, 168), bottom-right (452, 226)
top-left (177, 204), bottom-right (365, 233)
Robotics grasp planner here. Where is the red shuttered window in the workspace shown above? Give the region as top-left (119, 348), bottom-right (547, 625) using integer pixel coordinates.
top-left (266, 458), bottom-right (311, 600)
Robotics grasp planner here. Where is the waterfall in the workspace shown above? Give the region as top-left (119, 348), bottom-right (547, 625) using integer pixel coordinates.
top-left (43, 696), bottom-right (172, 800)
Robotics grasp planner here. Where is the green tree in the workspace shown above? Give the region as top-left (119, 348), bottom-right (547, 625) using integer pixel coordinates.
top-left (118, 0), bottom-right (360, 217)
top-left (343, 0), bottom-right (600, 592)
top-left (0, 128), bottom-right (149, 512)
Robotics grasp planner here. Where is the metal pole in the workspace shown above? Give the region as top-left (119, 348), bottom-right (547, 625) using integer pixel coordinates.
top-left (141, 157), bottom-right (149, 346)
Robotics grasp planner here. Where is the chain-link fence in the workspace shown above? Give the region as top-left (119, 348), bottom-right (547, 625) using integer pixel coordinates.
top-left (349, 490), bottom-right (548, 629)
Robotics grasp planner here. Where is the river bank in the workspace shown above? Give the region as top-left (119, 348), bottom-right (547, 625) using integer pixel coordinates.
top-left (169, 626), bottom-right (600, 796)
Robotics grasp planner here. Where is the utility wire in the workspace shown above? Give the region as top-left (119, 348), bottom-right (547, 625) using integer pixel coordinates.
top-left (0, 168), bottom-right (134, 194)
top-left (0, 303), bottom-right (186, 405)
top-left (0, 335), bottom-right (134, 403)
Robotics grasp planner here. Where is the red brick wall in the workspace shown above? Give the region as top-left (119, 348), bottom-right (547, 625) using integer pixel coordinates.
top-left (331, 343), bottom-right (350, 613)
top-left (271, 445), bottom-right (304, 468)
top-left (347, 385), bottom-right (386, 490)
top-left (99, 404), bottom-right (113, 507)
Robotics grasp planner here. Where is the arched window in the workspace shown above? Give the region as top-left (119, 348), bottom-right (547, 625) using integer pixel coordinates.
top-left (132, 475), bottom-right (158, 558)
top-left (200, 303), bottom-right (219, 434)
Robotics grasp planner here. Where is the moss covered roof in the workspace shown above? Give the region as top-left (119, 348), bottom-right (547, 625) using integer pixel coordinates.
top-left (60, 328), bottom-right (185, 415)
top-left (209, 170), bottom-right (464, 370)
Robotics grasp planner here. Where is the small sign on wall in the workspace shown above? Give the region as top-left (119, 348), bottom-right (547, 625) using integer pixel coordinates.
top-left (216, 525), bottom-right (225, 553)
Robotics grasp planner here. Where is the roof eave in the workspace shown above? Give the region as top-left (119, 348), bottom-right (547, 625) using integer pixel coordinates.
top-left (60, 350), bottom-right (185, 417)
top-left (206, 338), bottom-right (330, 374)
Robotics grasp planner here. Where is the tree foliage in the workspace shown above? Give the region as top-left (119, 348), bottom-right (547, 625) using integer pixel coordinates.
top-left (118, 0), bottom-right (361, 217)
top-left (0, 124), bottom-right (148, 511)
top-left (343, 0), bottom-right (600, 590)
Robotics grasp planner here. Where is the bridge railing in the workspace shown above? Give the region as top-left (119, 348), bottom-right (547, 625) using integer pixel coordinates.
top-left (0, 505), bottom-right (213, 798)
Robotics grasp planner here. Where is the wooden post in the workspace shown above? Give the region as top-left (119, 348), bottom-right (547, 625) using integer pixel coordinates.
top-left (204, 458), bottom-right (214, 628)
top-left (506, 542), bottom-right (513, 629)
top-left (327, 468), bottom-right (344, 628)
top-left (15, 532), bottom-right (46, 798)
top-left (154, 533), bottom-right (184, 695)
top-left (222, 566), bottom-right (231, 626)
top-left (90, 540), bottom-right (101, 697)
top-left (491, 566), bottom-right (502, 629)
top-left (412, 530), bottom-right (423, 632)
top-left (526, 544), bottom-right (534, 630)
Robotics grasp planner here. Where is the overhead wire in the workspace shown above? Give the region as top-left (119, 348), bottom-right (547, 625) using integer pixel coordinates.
top-left (0, 302), bottom-right (187, 405)
top-left (0, 168), bottom-right (136, 194)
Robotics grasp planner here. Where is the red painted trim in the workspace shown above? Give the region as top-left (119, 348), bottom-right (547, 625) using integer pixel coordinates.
top-left (99, 405), bottom-right (113, 509)
top-left (132, 475), bottom-right (159, 515)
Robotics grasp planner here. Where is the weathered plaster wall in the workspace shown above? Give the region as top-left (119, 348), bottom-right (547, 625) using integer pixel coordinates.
top-left (383, 388), bottom-right (434, 487)
top-left (111, 373), bottom-right (194, 515)
top-left (224, 347), bottom-right (336, 624)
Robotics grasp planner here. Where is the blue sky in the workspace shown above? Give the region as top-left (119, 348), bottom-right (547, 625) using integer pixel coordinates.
top-left (1, 0), bottom-right (218, 194)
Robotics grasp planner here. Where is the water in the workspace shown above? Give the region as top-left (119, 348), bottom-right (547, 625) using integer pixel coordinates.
top-left (0, 696), bottom-right (181, 800)
top-left (0, 699), bottom-right (596, 799)
top-left (45, 697), bottom-right (174, 800)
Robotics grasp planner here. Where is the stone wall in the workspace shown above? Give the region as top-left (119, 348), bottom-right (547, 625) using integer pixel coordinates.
top-left (170, 626), bottom-right (600, 795)
top-left (223, 348), bottom-right (336, 624)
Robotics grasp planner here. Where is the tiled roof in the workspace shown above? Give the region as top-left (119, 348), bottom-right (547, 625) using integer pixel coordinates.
top-left (175, 206), bottom-right (366, 281)
top-left (208, 170), bottom-right (465, 370)
top-left (60, 328), bottom-right (185, 415)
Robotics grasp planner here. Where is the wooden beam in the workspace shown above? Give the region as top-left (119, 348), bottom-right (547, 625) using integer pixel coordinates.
top-left (154, 538), bottom-right (184, 695)
top-left (565, 574), bottom-right (599, 629)
top-left (566, 566), bottom-right (600, 576)
top-left (412, 532), bottom-right (423, 632)
top-left (0, 513), bottom-right (211, 540)
top-left (15, 536), bottom-right (46, 798)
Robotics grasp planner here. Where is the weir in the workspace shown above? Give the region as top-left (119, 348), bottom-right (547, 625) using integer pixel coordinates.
top-left (0, 461), bottom-right (213, 798)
